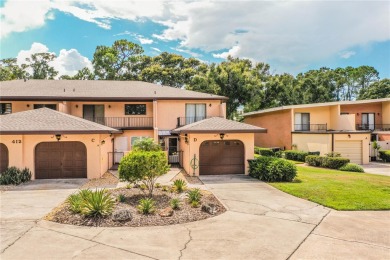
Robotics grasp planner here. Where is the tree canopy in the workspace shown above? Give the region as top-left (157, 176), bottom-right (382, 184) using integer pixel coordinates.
top-left (1, 39), bottom-right (388, 118)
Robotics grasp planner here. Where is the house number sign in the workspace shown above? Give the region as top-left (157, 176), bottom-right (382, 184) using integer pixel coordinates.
top-left (12, 140), bottom-right (22, 144)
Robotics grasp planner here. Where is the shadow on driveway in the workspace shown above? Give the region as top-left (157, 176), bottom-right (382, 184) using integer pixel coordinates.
top-left (7, 179), bottom-right (88, 191)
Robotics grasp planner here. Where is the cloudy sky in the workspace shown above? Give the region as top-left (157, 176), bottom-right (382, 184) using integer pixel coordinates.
top-left (1, 0), bottom-right (389, 78)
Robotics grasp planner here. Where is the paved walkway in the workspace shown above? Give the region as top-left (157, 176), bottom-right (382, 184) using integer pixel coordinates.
top-left (1, 175), bottom-right (389, 259)
top-left (361, 162), bottom-right (390, 176)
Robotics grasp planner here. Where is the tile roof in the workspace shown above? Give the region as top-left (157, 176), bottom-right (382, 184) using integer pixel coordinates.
top-left (172, 117), bottom-right (267, 133)
top-left (243, 98), bottom-right (390, 117)
top-left (0, 108), bottom-right (120, 134)
top-left (0, 80), bottom-right (227, 101)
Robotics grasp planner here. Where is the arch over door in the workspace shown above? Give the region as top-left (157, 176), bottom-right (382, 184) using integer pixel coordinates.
top-left (0, 143), bottom-right (9, 173)
top-left (199, 140), bottom-right (244, 175)
top-left (35, 142), bottom-right (87, 179)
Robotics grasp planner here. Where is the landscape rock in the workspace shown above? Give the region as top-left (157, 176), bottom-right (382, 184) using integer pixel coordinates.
top-left (202, 203), bottom-right (218, 215)
top-left (159, 207), bottom-right (174, 217)
top-left (112, 209), bottom-right (132, 221)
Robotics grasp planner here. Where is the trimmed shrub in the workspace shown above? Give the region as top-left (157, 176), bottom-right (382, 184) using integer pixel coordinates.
top-left (305, 155), bottom-right (323, 167)
top-left (339, 163), bottom-right (364, 173)
top-left (254, 147), bottom-right (275, 157)
top-left (322, 157), bottom-right (350, 169)
top-left (132, 137), bottom-right (161, 151)
top-left (379, 150), bottom-right (390, 162)
top-left (308, 151), bottom-right (320, 156)
top-left (248, 157), bottom-right (275, 179)
top-left (119, 150), bottom-right (170, 196)
top-left (275, 151), bottom-right (284, 158)
top-left (248, 157), bottom-right (297, 182)
top-left (325, 152), bottom-right (341, 157)
top-left (0, 167), bottom-right (31, 185)
top-left (266, 159), bottom-right (297, 182)
top-left (284, 150), bottom-right (309, 162)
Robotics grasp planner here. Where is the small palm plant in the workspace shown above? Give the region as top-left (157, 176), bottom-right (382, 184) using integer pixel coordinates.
top-left (187, 188), bottom-right (202, 207)
top-left (137, 198), bottom-right (156, 214)
top-left (170, 198), bottom-right (181, 210)
top-left (173, 179), bottom-right (187, 193)
top-left (80, 189), bottom-right (115, 217)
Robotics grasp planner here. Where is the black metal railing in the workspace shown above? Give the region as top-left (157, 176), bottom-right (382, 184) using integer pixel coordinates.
top-left (356, 124), bottom-right (390, 131)
top-left (294, 124), bottom-right (327, 131)
top-left (177, 116), bottom-right (220, 127)
top-left (83, 117), bottom-right (153, 128)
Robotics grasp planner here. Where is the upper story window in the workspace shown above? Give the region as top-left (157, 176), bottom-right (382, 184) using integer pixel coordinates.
top-left (125, 104), bottom-right (146, 115)
top-left (0, 103), bottom-right (12, 115)
top-left (34, 104), bottom-right (57, 110)
top-left (185, 104), bottom-right (206, 124)
top-left (294, 113), bottom-right (310, 131)
top-left (361, 113), bottom-right (375, 130)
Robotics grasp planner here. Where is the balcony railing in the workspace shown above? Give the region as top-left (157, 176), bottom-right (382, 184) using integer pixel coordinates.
top-left (356, 124), bottom-right (390, 131)
top-left (177, 116), bottom-right (214, 127)
top-left (294, 124), bottom-right (327, 132)
top-left (83, 117), bottom-right (153, 129)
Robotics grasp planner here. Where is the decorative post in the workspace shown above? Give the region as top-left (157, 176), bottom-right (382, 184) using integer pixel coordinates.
top-left (190, 154), bottom-right (199, 176)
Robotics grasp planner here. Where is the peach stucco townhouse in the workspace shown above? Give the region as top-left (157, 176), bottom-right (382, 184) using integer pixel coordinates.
top-left (0, 80), bottom-right (266, 179)
top-left (243, 98), bottom-right (390, 164)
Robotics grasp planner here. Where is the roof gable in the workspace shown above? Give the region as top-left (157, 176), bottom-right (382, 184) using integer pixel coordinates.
top-left (0, 108), bottom-right (120, 134)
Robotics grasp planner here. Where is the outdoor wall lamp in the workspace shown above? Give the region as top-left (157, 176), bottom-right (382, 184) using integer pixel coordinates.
top-left (26, 104), bottom-right (30, 107)
top-left (184, 134), bottom-right (189, 144)
top-left (348, 134), bottom-right (351, 138)
top-left (75, 105), bottom-right (79, 108)
top-left (220, 133), bottom-right (225, 140)
top-left (108, 105), bottom-right (111, 108)
top-left (55, 134), bottom-right (61, 141)
top-left (101, 140), bottom-right (106, 145)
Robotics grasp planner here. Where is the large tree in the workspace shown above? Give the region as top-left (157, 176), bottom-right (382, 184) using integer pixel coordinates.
top-left (93, 40), bottom-right (144, 80)
top-left (0, 58), bottom-right (25, 81)
top-left (358, 79), bottom-right (390, 99)
top-left (23, 53), bottom-right (58, 79)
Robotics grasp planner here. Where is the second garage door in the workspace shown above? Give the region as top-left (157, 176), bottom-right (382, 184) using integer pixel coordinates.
top-left (199, 140), bottom-right (244, 175)
top-left (35, 142), bottom-right (87, 179)
top-left (334, 140), bottom-right (362, 164)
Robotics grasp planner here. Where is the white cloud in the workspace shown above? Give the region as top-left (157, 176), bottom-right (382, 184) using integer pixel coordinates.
top-left (0, 0), bottom-right (52, 37)
top-left (213, 45), bottom-right (241, 59)
top-left (138, 36), bottom-right (153, 45)
top-left (114, 31), bottom-right (153, 44)
top-left (339, 51), bottom-right (356, 59)
top-left (171, 47), bottom-right (201, 58)
top-left (151, 47), bottom-right (162, 53)
top-left (16, 42), bottom-right (92, 77)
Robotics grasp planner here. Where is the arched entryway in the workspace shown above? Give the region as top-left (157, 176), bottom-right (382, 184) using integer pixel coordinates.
top-left (0, 143), bottom-right (9, 173)
top-left (35, 142), bottom-right (87, 179)
top-left (199, 140), bottom-right (245, 175)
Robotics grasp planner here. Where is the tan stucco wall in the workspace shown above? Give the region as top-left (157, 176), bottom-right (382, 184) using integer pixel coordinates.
top-left (114, 130), bottom-right (155, 151)
top-left (382, 101), bottom-right (390, 125)
top-left (379, 134), bottom-right (390, 141)
top-left (292, 133), bottom-right (332, 155)
top-left (0, 134), bottom-right (112, 179)
top-left (244, 110), bottom-right (291, 149)
top-left (2, 101), bottom-right (62, 113)
top-left (156, 100), bottom-right (224, 130)
top-left (291, 132), bottom-right (370, 164)
top-left (178, 133), bottom-right (254, 176)
top-left (293, 106), bottom-right (331, 127)
top-left (334, 133), bottom-right (370, 164)
top-left (340, 102), bottom-right (383, 126)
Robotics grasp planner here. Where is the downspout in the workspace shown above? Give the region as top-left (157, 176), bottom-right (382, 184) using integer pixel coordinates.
top-left (331, 133), bottom-right (334, 152)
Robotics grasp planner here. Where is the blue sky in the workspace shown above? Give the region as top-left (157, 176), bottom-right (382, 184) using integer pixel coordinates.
top-left (1, 0), bottom-right (389, 78)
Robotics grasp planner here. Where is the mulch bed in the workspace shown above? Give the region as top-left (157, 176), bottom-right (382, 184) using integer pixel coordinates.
top-left (173, 171), bottom-right (204, 185)
top-left (45, 187), bottom-right (226, 227)
top-left (81, 172), bottom-right (119, 189)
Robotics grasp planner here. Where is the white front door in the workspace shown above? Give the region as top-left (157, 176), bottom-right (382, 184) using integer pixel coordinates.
top-left (114, 137), bottom-right (128, 163)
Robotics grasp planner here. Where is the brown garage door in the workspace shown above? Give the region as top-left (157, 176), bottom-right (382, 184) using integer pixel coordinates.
top-left (35, 142), bottom-right (87, 179)
top-left (199, 140), bottom-right (244, 175)
top-left (0, 143), bottom-right (9, 173)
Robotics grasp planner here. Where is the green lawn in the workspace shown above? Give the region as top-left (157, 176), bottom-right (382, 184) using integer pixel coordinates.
top-left (270, 166), bottom-right (390, 210)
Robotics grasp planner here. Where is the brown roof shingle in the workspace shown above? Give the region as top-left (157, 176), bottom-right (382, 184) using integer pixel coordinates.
top-left (0, 80), bottom-right (227, 101)
top-left (172, 117), bottom-right (267, 133)
top-left (0, 108), bottom-right (120, 134)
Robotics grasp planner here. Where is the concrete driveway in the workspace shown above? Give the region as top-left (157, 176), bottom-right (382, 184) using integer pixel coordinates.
top-left (361, 162), bottom-right (390, 176)
top-left (0, 179), bottom-right (86, 253)
top-left (1, 176), bottom-right (389, 259)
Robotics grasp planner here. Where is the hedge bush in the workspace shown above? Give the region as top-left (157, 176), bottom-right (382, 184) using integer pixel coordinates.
top-left (305, 155), bottom-right (323, 167)
top-left (284, 150), bottom-right (309, 162)
top-left (248, 157), bottom-right (297, 182)
top-left (254, 147), bottom-right (275, 157)
top-left (339, 163), bottom-right (365, 173)
top-left (305, 155), bottom-right (350, 169)
top-left (379, 150), bottom-right (390, 162)
top-left (0, 167), bottom-right (31, 185)
top-left (322, 157), bottom-right (350, 169)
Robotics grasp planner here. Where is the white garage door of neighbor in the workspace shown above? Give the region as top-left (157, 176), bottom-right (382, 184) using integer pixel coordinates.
top-left (334, 140), bottom-right (362, 164)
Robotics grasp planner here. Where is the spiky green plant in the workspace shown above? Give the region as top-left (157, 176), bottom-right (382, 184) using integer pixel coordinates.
top-left (137, 198), bottom-right (156, 214)
top-left (170, 198), bottom-right (181, 210)
top-left (187, 188), bottom-right (202, 204)
top-left (79, 189), bottom-right (115, 217)
top-left (173, 179), bottom-right (187, 193)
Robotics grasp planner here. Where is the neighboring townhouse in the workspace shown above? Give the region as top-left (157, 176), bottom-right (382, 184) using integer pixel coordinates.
top-left (0, 80), bottom-right (266, 179)
top-left (243, 98), bottom-right (390, 164)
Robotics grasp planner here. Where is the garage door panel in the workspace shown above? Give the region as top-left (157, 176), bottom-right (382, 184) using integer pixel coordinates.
top-left (334, 141), bottom-right (362, 164)
top-left (199, 140), bottom-right (244, 175)
top-left (35, 142), bottom-right (87, 179)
